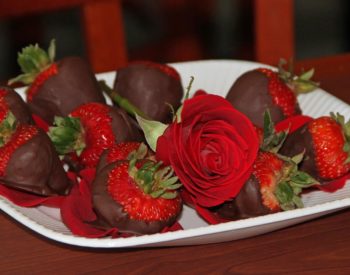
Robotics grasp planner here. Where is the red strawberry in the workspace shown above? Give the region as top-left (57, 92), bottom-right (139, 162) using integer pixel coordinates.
top-left (106, 142), bottom-right (143, 163)
top-left (253, 125), bottom-right (264, 145)
top-left (226, 60), bottom-right (318, 128)
top-left (48, 102), bottom-right (143, 170)
top-left (280, 113), bottom-right (350, 181)
top-left (113, 61), bottom-right (184, 123)
top-left (92, 159), bottom-right (182, 235)
top-left (8, 39), bottom-right (106, 124)
top-left (0, 86), bottom-right (33, 124)
top-left (0, 112), bottom-right (71, 196)
top-left (214, 151), bottom-right (317, 220)
top-left (253, 151), bottom-right (286, 211)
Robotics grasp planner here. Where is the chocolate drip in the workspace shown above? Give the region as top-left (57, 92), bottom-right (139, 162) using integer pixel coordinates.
top-left (226, 70), bottom-right (301, 128)
top-left (92, 162), bottom-right (181, 235)
top-left (28, 57), bottom-right (106, 124)
top-left (114, 63), bottom-right (183, 123)
top-left (1, 129), bottom-right (71, 196)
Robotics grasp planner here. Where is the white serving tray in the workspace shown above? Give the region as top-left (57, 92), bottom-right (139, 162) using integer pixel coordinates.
top-left (1, 59), bottom-right (350, 248)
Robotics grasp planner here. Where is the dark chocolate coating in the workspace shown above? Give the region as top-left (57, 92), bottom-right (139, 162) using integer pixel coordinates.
top-left (1, 129), bottom-right (71, 196)
top-left (226, 70), bottom-right (301, 128)
top-left (279, 124), bottom-right (320, 180)
top-left (92, 162), bottom-right (181, 235)
top-left (0, 86), bottom-right (33, 124)
top-left (113, 63), bottom-right (183, 123)
top-left (109, 106), bottom-right (144, 143)
top-left (28, 57), bottom-right (106, 124)
top-left (213, 176), bottom-right (271, 220)
top-left (95, 150), bottom-right (109, 174)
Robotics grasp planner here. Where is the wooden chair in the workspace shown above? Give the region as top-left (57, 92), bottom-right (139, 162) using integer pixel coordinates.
top-left (253, 0), bottom-right (350, 100)
top-left (0, 0), bottom-right (127, 73)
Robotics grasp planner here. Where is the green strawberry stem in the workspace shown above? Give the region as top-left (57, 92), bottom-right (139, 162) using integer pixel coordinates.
top-left (0, 112), bottom-right (17, 147)
top-left (98, 80), bottom-right (150, 120)
top-left (8, 39), bottom-right (56, 85)
top-left (174, 76), bottom-right (194, 123)
top-left (48, 116), bottom-right (86, 156)
top-left (278, 58), bottom-right (319, 94)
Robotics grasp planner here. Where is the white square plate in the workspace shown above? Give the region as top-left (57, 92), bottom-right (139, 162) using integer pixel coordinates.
top-left (1, 60), bottom-right (350, 248)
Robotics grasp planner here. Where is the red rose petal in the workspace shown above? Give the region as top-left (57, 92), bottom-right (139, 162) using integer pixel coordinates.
top-left (157, 94), bottom-right (259, 208)
top-left (0, 184), bottom-right (64, 207)
top-left (32, 114), bottom-right (49, 132)
top-left (60, 177), bottom-right (119, 238)
top-left (161, 222), bottom-right (183, 233)
top-left (317, 173), bottom-right (350, 192)
top-left (275, 115), bottom-right (313, 133)
top-left (195, 204), bottom-right (229, 225)
top-left (0, 172), bottom-right (77, 208)
top-left (193, 89), bottom-right (208, 97)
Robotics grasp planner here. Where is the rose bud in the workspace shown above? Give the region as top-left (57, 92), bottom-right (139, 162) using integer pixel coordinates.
top-left (138, 93), bottom-right (260, 208)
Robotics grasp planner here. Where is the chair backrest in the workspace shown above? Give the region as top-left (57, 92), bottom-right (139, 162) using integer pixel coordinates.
top-left (254, 0), bottom-right (294, 66)
top-left (253, 0), bottom-right (350, 98)
top-left (0, 0), bottom-right (127, 73)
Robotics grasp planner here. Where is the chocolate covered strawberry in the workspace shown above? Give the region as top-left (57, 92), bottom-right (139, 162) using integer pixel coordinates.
top-left (113, 61), bottom-right (184, 123)
top-left (226, 60), bottom-right (318, 128)
top-left (0, 112), bottom-right (71, 196)
top-left (0, 86), bottom-right (33, 124)
top-left (280, 113), bottom-right (350, 181)
top-left (93, 157), bottom-right (182, 235)
top-left (214, 151), bottom-right (317, 220)
top-left (49, 102), bottom-right (144, 171)
top-left (8, 39), bottom-right (105, 124)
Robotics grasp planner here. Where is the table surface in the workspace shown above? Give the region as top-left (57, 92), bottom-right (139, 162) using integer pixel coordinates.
top-left (2, 57), bottom-right (350, 274)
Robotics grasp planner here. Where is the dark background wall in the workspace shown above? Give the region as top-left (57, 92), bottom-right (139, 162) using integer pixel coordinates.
top-left (0, 0), bottom-right (349, 80)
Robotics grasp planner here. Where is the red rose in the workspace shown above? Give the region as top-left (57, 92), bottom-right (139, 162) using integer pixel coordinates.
top-left (156, 94), bottom-right (259, 207)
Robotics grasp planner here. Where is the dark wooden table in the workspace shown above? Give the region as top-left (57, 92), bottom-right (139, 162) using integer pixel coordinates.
top-left (2, 58), bottom-right (350, 274)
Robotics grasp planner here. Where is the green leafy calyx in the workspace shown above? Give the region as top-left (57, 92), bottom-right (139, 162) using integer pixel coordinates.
top-left (128, 158), bottom-right (181, 199)
top-left (8, 39), bottom-right (56, 85)
top-left (261, 110), bottom-right (288, 153)
top-left (48, 116), bottom-right (86, 156)
top-left (275, 153), bottom-right (319, 210)
top-left (0, 112), bottom-right (17, 147)
top-left (278, 58), bottom-right (319, 94)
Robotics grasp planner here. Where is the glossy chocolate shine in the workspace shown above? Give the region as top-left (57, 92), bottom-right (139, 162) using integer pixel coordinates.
top-left (1, 129), bottom-right (71, 196)
top-left (114, 63), bottom-right (183, 123)
top-left (29, 57), bottom-right (106, 124)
